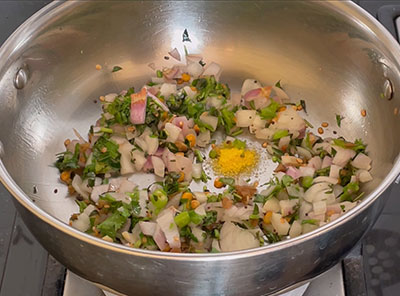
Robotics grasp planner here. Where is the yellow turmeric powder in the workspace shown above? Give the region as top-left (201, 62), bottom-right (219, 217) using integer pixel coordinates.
top-left (213, 147), bottom-right (258, 176)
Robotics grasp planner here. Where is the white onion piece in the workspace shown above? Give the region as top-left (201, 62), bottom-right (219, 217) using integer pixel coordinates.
top-left (73, 128), bottom-right (86, 144)
top-left (296, 146), bottom-right (312, 160)
top-left (313, 176), bottom-right (338, 184)
top-left (281, 155), bottom-right (299, 167)
top-left (279, 199), bottom-right (299, 216)
top-left (332, 146), bottom-right (356, 167)
top-left (262, 197), bottom-right (280, 213)
top-left (90, 184), bottom-right (109, 203)
top-left (199, 113), bottom-right (218, 131)
top-left (272, 86), bottom-right (290, 101)
top-left (313, 200), bottom-right (327, 215)
top-left (299, 202), bottom-right (313, 219)
top-left (175, 154), bottom-right (193, 181)
top-left (151, 156), bottom-right (165, 177)
top-left (321, 156), bottom-right (332, 169)
top-left (117, 179), bottom-right (136, 194)
top-left (159, 83), bottom-right (177, 98)
top-left (351, 153), bottom-right (372, 170)
top-left (71, 205), bottom-right (96, 232)
top-left (166, 193), bottom-right (181, 209)
top-left (230, 92), bottom-right (242, 106)
top-left (194, 192), bottom-right (208, 204)
top-left (156, 207), bottom-right (180, 249)
top-left (302, 223), bottom-right (319, 234)
top-left (196, 130), bottom-right (211, 148)
top-left (194, 203), bottom-right (206, 216)
top-left (289, 220), bottom-right (302, 238)
top-left (271, 213), bottom-right (290, 235)
top-left (139, 221), bottom-right (157, 236)
top-left (134, 137), bottom-right (147, 152)
top-left (304, 182), bottom-right (332, 203)
top-left (119, 141), bottom-right (135, 175)
top-left (192, 163), bottom-right (202, 179)
top-left (249, 115), bottom-right (266, 134)
top-left (152, 224), bottom-right (167, 251)
top-left (329, 165), bottom-right (341, 180)
top-left (299, 166), bottom-right (315, 177)
top-left (286, 167), bottom-right (302, 179)
top-left (145, 135), bottom-right (159, 155)
top-left (202, 62), bottom-right (222, 81)
top-left (146, 92), bottom-right (169, 112)
top-left (183, 85), bottom-right (197, 99)
top-left (212, 239), bottom-right (221, 252)
top-left (286, 185), bottom-right (304, 198)
top-left (72, 175), bottom-right (89, 199)
top-left (151, 77), bottom-right (165, 84)
top-left (273, 108), bottom-right (306, 133)
top-left (241, 79), bottom-right (262, 96)
top-left (235, 110), bottom-right (256, 127)
top-left (131, 150), bottom-right (147, 171)
top-left (255, 128), bottom-right (274, 140)
top-left (356, 170), bottom-right (373, 183)
top-left (186, 54), bottom-right (203, 64)
top-left (279, 136), bottom-right (291, 149)
top-left (186, 62), bottom-right (203, 78)
top-left (308, 156), bottom-right (322, 170)
top-left (165, 122), bottom-right (182, 143)
top-left (168, 48), bottom-right (181, 61)
top-left (313, 142), bottom-right (332, 155)
top-left (219, 222), bottom-right (259, 252)
top-left (191, 227), bottom-right (206, 243)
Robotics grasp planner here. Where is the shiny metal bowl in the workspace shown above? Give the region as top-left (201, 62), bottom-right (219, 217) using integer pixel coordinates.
top-left (1, 1), bottom-right (400, 295)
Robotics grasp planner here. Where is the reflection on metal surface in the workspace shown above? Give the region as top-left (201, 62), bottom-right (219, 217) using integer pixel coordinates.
top-left (383, 78), bottom-right (394, 100)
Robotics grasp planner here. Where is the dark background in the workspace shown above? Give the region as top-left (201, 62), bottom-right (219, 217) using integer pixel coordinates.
top-left (0, 1), bottom-right (399, 295)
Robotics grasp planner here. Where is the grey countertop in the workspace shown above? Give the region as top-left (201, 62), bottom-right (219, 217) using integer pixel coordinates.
top-left (0, 1), bottom-right (399, 296)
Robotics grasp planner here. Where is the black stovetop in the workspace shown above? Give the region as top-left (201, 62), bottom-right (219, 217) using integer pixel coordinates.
top-left (0, 1), bottom-right (400, 296)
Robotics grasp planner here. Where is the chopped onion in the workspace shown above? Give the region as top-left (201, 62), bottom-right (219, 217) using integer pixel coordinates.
top-left (279, 136), bottom-right (291, 150)
top-left (329, 165), bottom-right (341, 180)
top-left (153, 224), bottom-right (167, 251)
top-left (90, 184), bottom-right (109, 203)
top-left (165, 122), bottom-right (182, 143)
top-left (255, 128), bottom-right (274, 140)
top-left (279, 199), bottom-right (299, 216)
top-left (202, 62), bottom-right (222, 81)
top-left (286, 167), bottom-right (302, 179)
top-left (289, 220), bottom-right (302, 238)
top-left (105, 93), bottom-right (118, 103)
top-left (151, 156), bottom-right (165, 177)
top-left (146, 92), bottom-right (169, 112)
top-left (272, 86), bottom-right (290, 101)
top-left (313, 176), bottom-right (338, 184)
top-left (72, 175), bottom-right (89, 199)
top-left (241, 79), bottom-right (262, 96)
top-left (321, 156), bottom-right (332, 169)
top-left (199, 113), bottom-right (218, 131)
top-left (183, 86), bottom-right (197, 99)
top-left (307, 156), bottom-right (322, 170)
top-left (194, 192), bottom-right (208, 204)
top-left (296, 146), bottom-right (312, 160)
top-left (119, 141), bottom-right (135, 175)
top-left (168, 48), bottom-right (181, 61)
top-left (196, 130), bottom-right (211, 148)
top-left (262, 197), bottom-right (280, 213)
top-left (351, 153), bottom-right (372, 170)
top-left (271, 213), bottom-right (290, 235)
top-left (130, 87), bottom-right (147, 125)
top-left (219, 222), bottom-right (259, 252)
top-left (144, 134), bottom-right (159, 155)
top-left (304, 182), bottom-right (333, 203)
top-left (139, 221), bottom-right (157, 236)
top-left (159, 83), bottom-right (177, 98)
top-left (356, 170), bottom-right (373, 183)
top-left (186, 61), bottom-right (203, 78)
top-left (332, 146), bottom-right (356, 167)
top-left (273, 108), bottom-right (306, 133)
top-left (131, 150), bottom-right (147, 171)
top-left (235, 110), bottom-right (256, 127)
top-left (192, 163), bottom-right (202, 179)
top-left (313, 200), bottom-right (327, 215)
top-left (186, 54), bottom-right (203, 64)
top-left (156, 207), bottom-right (180, 249)
top-left (299, 166), bottom-right (315, 177)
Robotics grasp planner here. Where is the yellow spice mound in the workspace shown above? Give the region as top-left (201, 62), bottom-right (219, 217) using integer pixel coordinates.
top-left (214, 147), bottom-right (258, 177)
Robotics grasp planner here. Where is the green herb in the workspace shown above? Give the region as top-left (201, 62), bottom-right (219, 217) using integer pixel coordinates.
top-left (304, 119), bottom-right (314, 128)
top-left (332, 138), bottom-right (366, 153)
top-left (55, 143), bottom-right (81, 172)
top-left (260, 101), bottom-right (280, 120)
top-left (253, 194), bottom-right (269, 203)
top-left (219, 177), bottom-right (235, 186)
top-left (336, 114), bottom-right (344, 127)
top-left (301, 219), bottom-right (318, 225)
top-left (105, 92), bottom-right (132, 125)
top-left (282, 175), bottom-right (294, 187)
top-left (150, 188), bottom-right (168, 214)
top-left (316, 166), bottom-right (330, 176)
top-left (300, 100), bottom-right (307, 113)
top-left (100, 127), bottom-right (113, 133)
top-left (301, 176), bottom-right (314, 189)
top-left (174, 211), bottom-right (191, 228)
top-left (220, 108), bottom-right (236, 133)
top-left (203, 211), bottom-right (217, 227)
top-left (75, 200), bottom-right (88, 213)
top-left (249, 204), bottom-right (260, 220)
top-left (161, 172), bottom-right (181, 195)
top-left (97, 209), bottom-right (130, 239)
top-left (249, 100), bottom-right (256, 110)
top-left (189, 210), bottom-right (203, 225)
top-left (112, 66), bottom-right (122, 73)
top-left (340, 182), bottom-right (360, 202)
top-left (272, 130), bottom-right (289, 140)
top-left (156, 70), bottom-right (163, 78)
top-left (231, 129), bottom-right (243, 136)
top-left (179, 226), bottom-right (198, 242)
top-left (275, 80), bottom-right (282, 89)
top-left (340, 205), bottom-right (345, 211)
top-left (265, 231), bottom-right (281, 243)
top-left (182, 29), bottom-right (191, 42)
top-left (209, 149), bottom-right (218, 159)
top-left (194, 150), bottom-right (204, 163)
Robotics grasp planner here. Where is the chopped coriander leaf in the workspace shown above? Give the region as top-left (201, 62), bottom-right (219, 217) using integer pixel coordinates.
top-left (340, 182), bottom-right (359, 202)
top-left (316, 166), bottom-right (330, 176)
top-left (194, 149), bottom-right (204, 163)
top-left (203, 211), bottom-right (217, 227)
top-left (260, 101), bottom-right (280, 120)
top-left (75, 200), bottom-right (88, 213)
top-left (281, 175), bottom-right (293, 187)
top-left (300, 100), bottom-right (307, 113)
top-left (156, 70), bottom-right (163, 78)
top-left (301, 176), bottom-right (314, 189)
top-left (210, 247), bottom-right (220, 253)
top-left (231, 139), bottom-right (246, 149)
top-left (55, 143), bottom-right (81, 172)
top-left (219, 177), bottom-right (235, 186)
top-left (275, 80), bottom-right (282, 89)
top-left (220, 108), bottom-right (236, 134)
top-left (249, 204), bottom-right (260, 220)
top-left (189, 211), bottom-right (203, 225)
top-left (301, 219), bottom-right (318, 225)
top-left (304, 119), bottom-right (314, 128)
top-left (97, 209), bottom-right (130, 239)
top-left (209, 149), bottom-right (218, 159)
top-left (249, 100), bottom-right (256, 110)
top-left (112, 66), bottom-right (122, 73)
top-left (265, 231), bottom-right (281, 243)
top-left (336, 114), bottom-right (344, 127)
top-left (272, 130), bottom-right (289, 140)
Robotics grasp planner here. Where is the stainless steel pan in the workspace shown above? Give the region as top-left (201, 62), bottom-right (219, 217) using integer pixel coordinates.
top-left (1, 1), bottom-right (400, 295)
